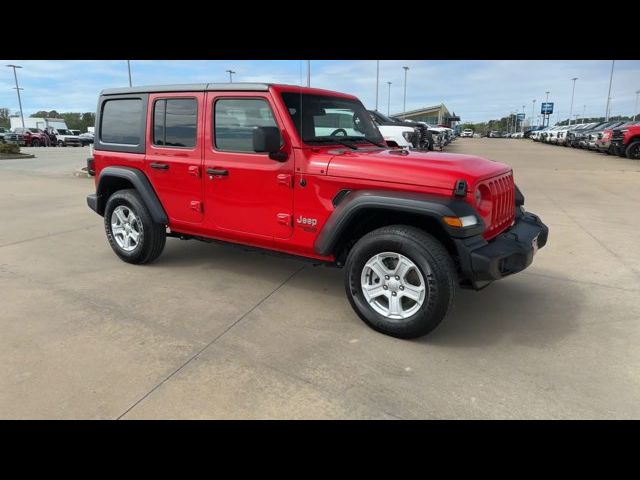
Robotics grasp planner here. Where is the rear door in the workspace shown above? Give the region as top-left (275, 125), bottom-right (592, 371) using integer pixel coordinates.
top-left (145, 92), bottom-right (204, 226)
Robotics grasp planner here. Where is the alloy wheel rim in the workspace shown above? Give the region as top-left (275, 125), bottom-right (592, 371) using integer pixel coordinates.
top-left (361, 252), bottom-right (428, 320)
top-left (111, 205), bottom-right (142, 252)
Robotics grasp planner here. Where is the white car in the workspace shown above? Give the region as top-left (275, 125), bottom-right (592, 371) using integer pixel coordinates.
top-left (461, 129), bottom-right (474, 138)
top-left (52, 128), bottom-right (82, 147)
top-left (368, 110), bottom-right (418, 149)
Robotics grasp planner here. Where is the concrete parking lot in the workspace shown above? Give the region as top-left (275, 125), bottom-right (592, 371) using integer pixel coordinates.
top-left (1, 140), bottom-right (639, 419)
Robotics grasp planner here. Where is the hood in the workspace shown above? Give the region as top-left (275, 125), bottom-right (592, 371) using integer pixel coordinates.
top-left (326, 148), bottom-right (511, 191)
top-left (377, 124), bottom-right (414, 135)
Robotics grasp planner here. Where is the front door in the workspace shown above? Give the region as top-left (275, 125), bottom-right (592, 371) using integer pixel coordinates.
top-left (203, 92), bottom-right (294, 239)
top-left (145, 92), bottom-right (204, 226)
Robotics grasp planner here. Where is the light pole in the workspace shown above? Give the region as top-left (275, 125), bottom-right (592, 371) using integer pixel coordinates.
top-left (226, 70), bottom-right (236, 83)
top-left (522, 105), bottom-right (526, 132)
top-left (545, 91), bottom-right (550, 126)
top-left (306, 60), bottom-right (310, 87)
top-left (568, 77), bottom-right (578, 126)
top-left (375, 60), bottom-right (379, 111)
top-left (127, 60), bottom-right (132, 87)
top-left (387, 81), bottom-right (392, 116)
top-left (634, 90), bottom-right (640, 122)
top-left (582, 104), bottom-right (586, 123)
top-left (532, 99), bottom-right (536, 127)
top-left (605, 60), bottom-right (615, 121)
top-left (402, 66), bottom-right (409, 119)
top-left (6, 64), bottom-right (25, 129)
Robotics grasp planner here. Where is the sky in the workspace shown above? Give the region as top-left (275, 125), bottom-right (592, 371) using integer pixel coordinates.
top-left (1, 60), bottom-right (639, 123)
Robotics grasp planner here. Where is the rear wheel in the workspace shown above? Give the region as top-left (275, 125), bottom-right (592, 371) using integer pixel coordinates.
top-left (626, 140), bottom-right (640, 160)
top-left (31, 139), bottom-right (40, 147)
top-left (344, 225), bottom-right (456, 339)
top-left (104, 189), bottom-right (166, 264)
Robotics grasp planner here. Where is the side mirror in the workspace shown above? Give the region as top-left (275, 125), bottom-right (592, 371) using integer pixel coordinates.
top-left (253, 126), bottom-right (286, 161)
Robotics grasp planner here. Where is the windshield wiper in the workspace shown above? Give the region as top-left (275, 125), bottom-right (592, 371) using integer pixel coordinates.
top-left (304, 137), bottom-right (358, 150)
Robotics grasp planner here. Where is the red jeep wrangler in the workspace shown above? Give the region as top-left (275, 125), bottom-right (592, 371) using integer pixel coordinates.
top-left (87, 83), bottom-right (548, 338)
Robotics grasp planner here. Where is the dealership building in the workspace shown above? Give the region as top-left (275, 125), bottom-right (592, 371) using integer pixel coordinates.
top-left (392, 103), bottom-right (460, 127)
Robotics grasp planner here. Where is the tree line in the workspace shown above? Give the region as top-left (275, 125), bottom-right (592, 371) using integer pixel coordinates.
top-left (0, 108), bottom-right (95, 132)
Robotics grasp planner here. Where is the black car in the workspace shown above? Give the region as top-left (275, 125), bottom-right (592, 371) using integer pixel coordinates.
top-left (566, 122), bottom-right (601, 148)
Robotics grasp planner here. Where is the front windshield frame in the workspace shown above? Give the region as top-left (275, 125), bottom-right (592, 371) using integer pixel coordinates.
top-left (280, 92), bottom-right (385, 147)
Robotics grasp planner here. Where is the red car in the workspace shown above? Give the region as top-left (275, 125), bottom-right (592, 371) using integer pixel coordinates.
top-left (12, 127), bottom-right (47, 147)
top-left (87, 83), bottom-right (548, 338)
top-left (610, 122), bottom-right (640, 159)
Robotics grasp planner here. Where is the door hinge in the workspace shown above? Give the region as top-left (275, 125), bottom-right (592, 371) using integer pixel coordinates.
top-left (188, 165), bottom-right (201, 177)
top-left (277, 173), bottom-right (293, 188)
top-left (277, 213), bottom-right (292, 226)
top-left (190, 200), bottom-right (203, 212)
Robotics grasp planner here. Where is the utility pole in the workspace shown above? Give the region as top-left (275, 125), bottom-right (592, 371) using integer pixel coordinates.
top-left (605, 60), bottom-right (615, 121)
top-left (6, 64), bottom-right (25, 129)
top-left (306, 60), bottom-right (310, 87)
top-left (226, 70), bottom-right (236, 83)
top-left (387, 81), bottom-right (392, 116)
top-left (127, 60), bottom-right (132, 87)
top-left (375, 60), bottom-right (379, 111)
top-left (634, 90), bottom-right (640, 122)
top-left (569, 77), bottom-right (578, 126)
top-left (402, 66), bottom-right (409, 119)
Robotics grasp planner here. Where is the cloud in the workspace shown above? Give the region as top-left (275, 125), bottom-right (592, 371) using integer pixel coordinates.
top-left (1, 60), bottom-right (638, 122)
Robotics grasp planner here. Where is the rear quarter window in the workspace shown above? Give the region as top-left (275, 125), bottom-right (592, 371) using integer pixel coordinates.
top-left (100, 98), bottom-right (143, 145)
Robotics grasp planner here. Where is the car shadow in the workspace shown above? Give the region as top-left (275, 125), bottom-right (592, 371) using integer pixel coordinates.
top-left (153, 238), bottom-right (581, 349)
top-left (421, 278), bottom-right (583, 348)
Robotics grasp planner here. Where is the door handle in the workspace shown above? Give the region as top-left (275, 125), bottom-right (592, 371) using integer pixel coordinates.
top-left (150, 163), bottom-right (169, 170)
top-left (207, 168), bottom-right (228, 176)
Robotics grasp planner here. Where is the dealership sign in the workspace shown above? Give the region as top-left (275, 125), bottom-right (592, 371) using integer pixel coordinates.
top-left (517, 113), bottom-right (526, 120)
top-left (541, 102), bottom-right (554, 114)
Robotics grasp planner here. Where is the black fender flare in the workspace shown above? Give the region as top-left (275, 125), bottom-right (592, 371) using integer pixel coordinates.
top-left (89, 166), bottom-right (168, 224)
top-left (313, 190), bottom-right (484, 256)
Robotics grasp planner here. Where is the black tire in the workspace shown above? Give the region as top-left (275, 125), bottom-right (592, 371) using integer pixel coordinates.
top-left (344, 225), bottom-right (456, 339)
top-left (58, 140), bottom-right (65, 147)
top-left (31, 139), bottom-right (40, 147)
top-left (104, 189), bottom-right (166, 264)
top-left (626, 140), bottom-right (640, 160)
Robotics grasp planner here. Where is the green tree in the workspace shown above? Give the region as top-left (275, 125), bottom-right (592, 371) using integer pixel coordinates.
top-left (0, 107), bottom-right (9, 128)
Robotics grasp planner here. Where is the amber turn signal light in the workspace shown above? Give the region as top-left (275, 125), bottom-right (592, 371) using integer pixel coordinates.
top-left (442, 215), bottom-right (478, 228)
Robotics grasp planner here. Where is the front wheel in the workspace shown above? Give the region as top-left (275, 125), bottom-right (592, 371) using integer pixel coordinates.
top-left (32, 139), bottom-right (40, 147)
top-left (104, 189), bottom-right (166, 264)
top-left (344, 225), bottom-right (456, 339)
top-left (58, 140), bottom-right (65, 147)
top-left (626, 140), bottom-right (640, 160)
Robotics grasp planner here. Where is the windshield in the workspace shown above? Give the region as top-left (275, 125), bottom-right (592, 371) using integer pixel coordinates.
top-left (57, 129), bottom-right (70, 135)
top-left (281, 92), bottom-right (384, 145)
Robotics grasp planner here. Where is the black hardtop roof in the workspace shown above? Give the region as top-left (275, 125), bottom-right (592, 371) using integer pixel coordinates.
top-left (100, 82), bottom-right (274, 96)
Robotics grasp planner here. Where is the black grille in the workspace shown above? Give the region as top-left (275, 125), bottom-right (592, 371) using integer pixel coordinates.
top-left (412, 125), bottom-right (431, 149)
top-left (612, 129), bottom-right (624, 139)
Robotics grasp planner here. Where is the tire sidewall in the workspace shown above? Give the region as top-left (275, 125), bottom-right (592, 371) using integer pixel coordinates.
top-left (345, 231), bottom-right (451, 338)
top-left (104, 191), bottom-right (150, 263)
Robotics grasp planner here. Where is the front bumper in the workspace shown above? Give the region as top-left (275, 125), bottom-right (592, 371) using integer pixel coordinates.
top-left (455, 210), bottom-right (548, 289)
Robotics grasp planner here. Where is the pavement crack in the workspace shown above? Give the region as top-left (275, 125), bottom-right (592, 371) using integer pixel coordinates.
top-left (0, 225), bottom-right (96, 249)
top-left (115, 265), bottom-right (306, 420)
